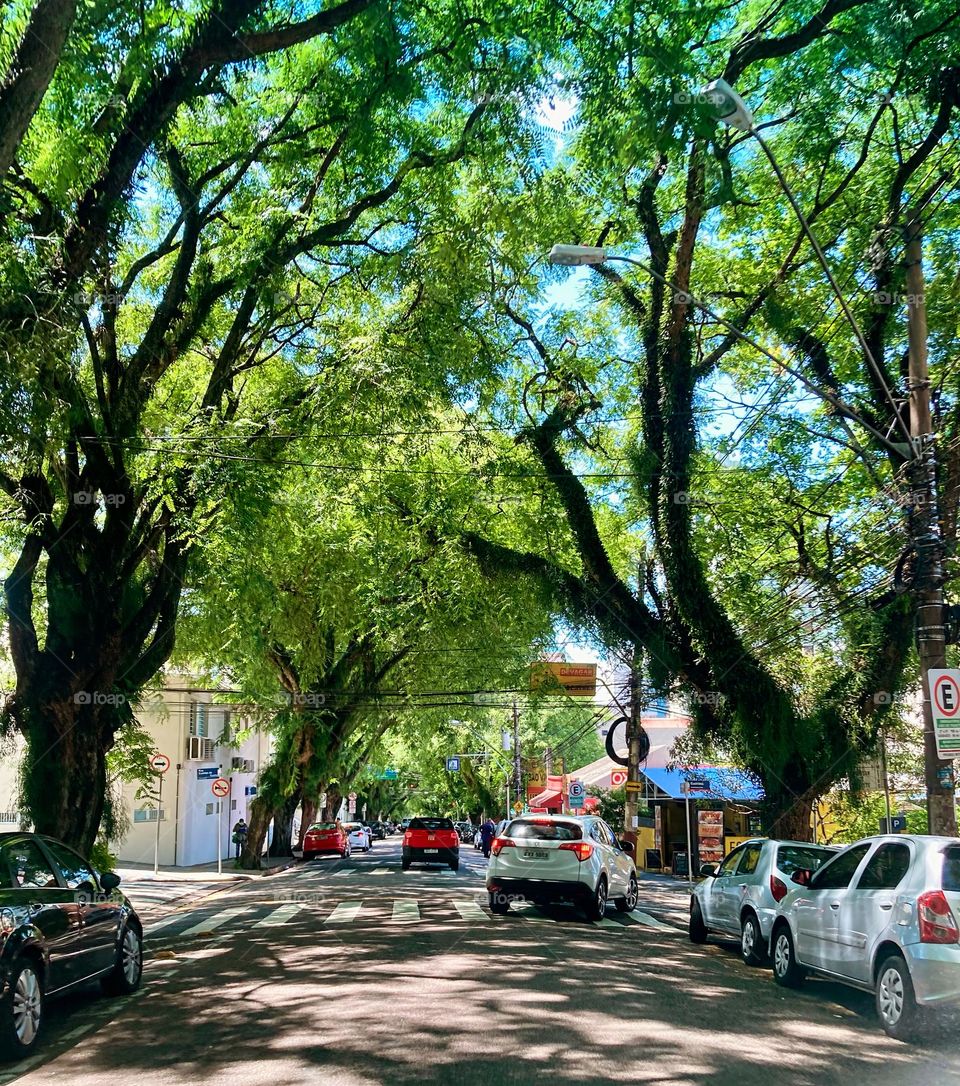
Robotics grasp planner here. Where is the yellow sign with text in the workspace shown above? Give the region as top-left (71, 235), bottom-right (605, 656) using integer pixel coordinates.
top-left (529, 662), bottom-right (597, 697)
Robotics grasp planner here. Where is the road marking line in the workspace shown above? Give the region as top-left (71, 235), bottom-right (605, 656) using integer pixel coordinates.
top-left (254, 904), bottom-right (301, 927)
top-left (179, 907), bottom-right (246, 937)
top-left (391, 900), bottom-right (420, 923)
top-left (147, 912), bottom-right (194, 935)
top-left (453, 900), bottom-right (487, 922)
top-left (372, 867), bottom-right (390, 874)
top-left (629, 909), bottom-right (675, 930)
top-left (325, 901), bottom-right (363, 924)
top-left (594, 918), bottom-right (621, 929)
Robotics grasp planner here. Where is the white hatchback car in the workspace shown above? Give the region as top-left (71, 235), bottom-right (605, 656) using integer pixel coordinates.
top-left (486, 814), bottom-right (638, 921)
top-left (770, 834), bottom-right (960, 1040)
top-left (343, 823), bottom-right (371, 852)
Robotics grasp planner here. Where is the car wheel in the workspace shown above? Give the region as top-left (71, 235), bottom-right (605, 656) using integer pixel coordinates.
top-left (772, 924), bottom-right (805, 988)
top-left (402, 859), bottom-right (410, 871)
top-left (0, 958), bottom-right (43, 1060)
top-left (688, 899), bottom-right (708, 944)
top-left (876, 953), bottom-right (923, 1042)
top-left (740, 912), bottom-right (766, 967)
top-left (614, 875), bottom-right (638, 913)
top-left (303, 850), bottom-right (313, 861)
top-left (584, 876), bottom-right (607, 922)
top-left (101, 925), bottom-right (143, 996)
top-left (489, 892), bottom-right (509, 915)
top-left (450, 861), bottom-right (459, 873)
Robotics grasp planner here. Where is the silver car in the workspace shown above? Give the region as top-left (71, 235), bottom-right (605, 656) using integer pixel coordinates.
top-left (689, 838), bottom-right (836, 965)
top-left (769, 834), bottom-right (960, 1041)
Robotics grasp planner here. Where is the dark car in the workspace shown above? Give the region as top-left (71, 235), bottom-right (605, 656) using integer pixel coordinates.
top-left (0, 833), bottom-right (143, 1059)
top-left (402, 818), bottom-right (459, 872)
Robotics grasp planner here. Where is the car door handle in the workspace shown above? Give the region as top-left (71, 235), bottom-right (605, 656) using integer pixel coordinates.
top-left (829, 902), bottom-right (840, 910)
top-left (879, 902), bottom-right (893, 911)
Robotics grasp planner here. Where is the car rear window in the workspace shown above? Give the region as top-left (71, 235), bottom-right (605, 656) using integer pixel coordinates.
top-left (943, 847), bottom-right (960, 891)
top-left (777, 845), bottom-right (835, 876)
top-left (505, 820), bottom-right (582, 841)
top-left (308, 823), bottom-right (337, 831)
top-left (409, 818), bottom-right (454, 831)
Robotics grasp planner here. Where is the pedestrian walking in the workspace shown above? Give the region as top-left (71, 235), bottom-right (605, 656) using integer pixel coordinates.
top-left (232, 817), bottom-right (248, 859)
top-left (480, 817), bottom-right (496, 859)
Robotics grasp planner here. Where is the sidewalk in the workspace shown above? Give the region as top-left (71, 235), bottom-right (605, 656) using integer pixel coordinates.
top-left (117, 852), bottom-right (301, 883)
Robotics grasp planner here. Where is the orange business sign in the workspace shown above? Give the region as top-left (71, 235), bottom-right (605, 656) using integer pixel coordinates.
top-left (529, 662), bottom-right (597, 697)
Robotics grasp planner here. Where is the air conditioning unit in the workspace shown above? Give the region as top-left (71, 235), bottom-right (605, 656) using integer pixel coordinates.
top-left (231, 757), bottom-right (255, 773)
top-left (187, 736), bottom-right (215, 761)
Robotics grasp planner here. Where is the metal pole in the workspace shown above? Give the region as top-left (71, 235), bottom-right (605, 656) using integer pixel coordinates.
top-left (512, 701), bottom-right (521, 813)
top-left (153, 773), bottom-right (162, 876)
top-left (217, 764), bottom-right (223, 875)
top-left (880, 731), bottom-right (892, 832)
top-left (905, 217), bottom-right (957, 837)
top-left (623, 646), bottom-right (642, 849)
top-left (684, 791), bottom-right (693, 886)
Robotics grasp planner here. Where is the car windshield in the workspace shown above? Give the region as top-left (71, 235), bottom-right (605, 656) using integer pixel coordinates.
top-left (506, 820), bottom-right (582, 841)
top-left (943, 846), bottom-right (960, 891)
top-left (777, 845), bottom-right (835, 875)
top-left (308, 823), bottom-right (337, 831)
top-left (409, 818), bottom-right (454, 831)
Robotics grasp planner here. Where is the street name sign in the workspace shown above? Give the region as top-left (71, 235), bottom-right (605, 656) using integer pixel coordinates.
top-left (197, 766), bottom-right (219, 780)
top-left (930, 669), bottom-right (960, 758)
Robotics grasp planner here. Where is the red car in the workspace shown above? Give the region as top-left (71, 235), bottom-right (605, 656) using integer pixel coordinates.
top-left (402, 817), bottom-right (459, 872)
top-left (302, 822), bottom-right (350, 861)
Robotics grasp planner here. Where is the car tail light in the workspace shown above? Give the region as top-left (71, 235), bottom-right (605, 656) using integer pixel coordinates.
top-left (918, 890), bottom-right (959, 944)
top-left (770, 875), bottom-right (789, 903)
top-left (559, 841), bottom-right (593, 862)
top-left (491, 837), bottom-right (515, 857)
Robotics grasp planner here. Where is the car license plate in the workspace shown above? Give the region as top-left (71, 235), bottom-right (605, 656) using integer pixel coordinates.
top-left (424, 848), bottom-right (439, 854)
top-left (523, 849), bottom-right (548, 860)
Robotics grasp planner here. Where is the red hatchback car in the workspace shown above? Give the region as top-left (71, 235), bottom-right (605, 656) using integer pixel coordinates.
top-left (402, 817), bottom-right (459, 872)
top-left (302, 822), bottom-right (350, 861)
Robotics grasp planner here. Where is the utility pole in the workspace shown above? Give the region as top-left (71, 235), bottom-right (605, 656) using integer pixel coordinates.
top-left (622, 647), bottom-right (643, 850)
top-left (512, 701), bottom-right (521, 814)
top-left (905, 216), bottom-right (957, 837)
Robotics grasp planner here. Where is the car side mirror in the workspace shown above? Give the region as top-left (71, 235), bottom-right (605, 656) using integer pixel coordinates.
top-left (699, 863), bottom-right (719, 877)
top-left (621, 841), bottom-right (635, 855)
top-left (100, 871), bottom-right (121, 891)
top-left (790, 868), bottom-right (812, 886)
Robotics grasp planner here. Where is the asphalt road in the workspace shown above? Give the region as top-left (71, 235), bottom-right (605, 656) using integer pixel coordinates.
top-left (4, 839), bottom-right (959, 1086)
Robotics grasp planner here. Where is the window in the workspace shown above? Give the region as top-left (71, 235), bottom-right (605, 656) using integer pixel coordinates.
top-left (943, 847), bottom-right (960, 892)
top-left (777, 845), bottom-right (836, 877)
top-left (206, 803), bottom-right (214, 816)
top-left (189, 702), bottom-right (208, 738)
top-left (408, 818), bottom-right (454, 831)
top-left (506, 820), bottom-right (582, 841)
top-left (716, 848), bottom-right (744, 878)
top-left (810, 844), bottom-right (870, 890)
top-left (856, 843), bottom-right (912, 890)
top-left (738, 843), bottom-right (763, 875)
top-left (43, 840), bottom-right (97, 890)
top-left (0, 840), bottom-right (59, 890)
top-left (595, 821), bottom-right (618, 848)
top-left (133, 808), bottom-right (165, 823)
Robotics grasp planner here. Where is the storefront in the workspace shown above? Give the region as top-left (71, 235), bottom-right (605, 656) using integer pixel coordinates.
top-left (639, 766), bottom-right (764, 875)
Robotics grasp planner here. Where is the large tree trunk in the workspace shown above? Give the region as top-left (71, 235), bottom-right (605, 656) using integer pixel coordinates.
top-left (766, 794), bottom-right (815, 842)
top-left (297, 797), bottom-right (317, 850)
top-left (322, 788), bottom-right (342, 821)
top-left (239, 795), bottom-right (271, 870)
top-left (268, 792), bottom-right (299, 857)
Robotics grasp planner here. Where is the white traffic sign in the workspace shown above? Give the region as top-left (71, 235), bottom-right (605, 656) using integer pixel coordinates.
top-left (149, 753), bottom-right (171, 775)
top-left (930, 669), bottom-right (960, 759)
top-left (211, 777), bottom-right (230, 798)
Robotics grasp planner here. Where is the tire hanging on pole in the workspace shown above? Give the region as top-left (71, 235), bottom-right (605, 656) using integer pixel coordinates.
top-left (606, 718), bottom-right (650, 766)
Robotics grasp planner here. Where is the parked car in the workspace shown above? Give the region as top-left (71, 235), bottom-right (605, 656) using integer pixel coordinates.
top-left (368, 822), bottom-right (387, 840)
top-left (0, 832), bottom-right (143, 1060)
top-left (769, 834), bottom-right (960, 1041)
top-left (486, 814), bottom-right (638, 921)
top-left (343, 823), bottom-right (372, 852)
top-left (398, 818), bottom-right (412, 834)
top-left (454, 822), bottom-right (474, 844)
top-left (302, 822), bottom-right (350, 860)
top-left (402, 817), bottom-right (459, 872)
top-left (689, 838), bottom-right (836, 965)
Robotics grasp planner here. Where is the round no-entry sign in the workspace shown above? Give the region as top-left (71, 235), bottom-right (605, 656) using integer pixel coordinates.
top-left (149, 753), bottom-right (171, 775)
top-left (211, 777), bottom-right (230, 798)
top-left (610, 769), bottom-right (628, 787)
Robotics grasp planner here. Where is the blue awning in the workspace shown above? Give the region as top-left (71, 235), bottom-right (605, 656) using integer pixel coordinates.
top-left (641, 766), bottom-right (764, 802)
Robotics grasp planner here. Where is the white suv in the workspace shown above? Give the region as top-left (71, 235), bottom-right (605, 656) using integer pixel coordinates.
top-left (486, 814), bottom-right (638, 921)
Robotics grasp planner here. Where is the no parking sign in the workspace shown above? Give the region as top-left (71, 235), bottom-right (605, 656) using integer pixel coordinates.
top-left (930, 669), bottom-right (960, 759)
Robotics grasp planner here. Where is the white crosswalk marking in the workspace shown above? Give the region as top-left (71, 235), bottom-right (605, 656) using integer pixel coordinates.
top-left (147, 912), bottom-right (194, 935)
top-left (629, 909), bottom-right (675, 930)
top-left (372, 868), bottom-right (390, 875)
top-left (325, 901), bottom-right (363, 924)
top-left (594, 918), bottom-right (621, 929)
top-left (254, 904), bottom-right (301, 927)
top-left (391, 900), bottom-right (420, 923)
top-left (453, 900), bottom-right (486, 922)
top-left (179, 907), bottom-right (246, 937)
